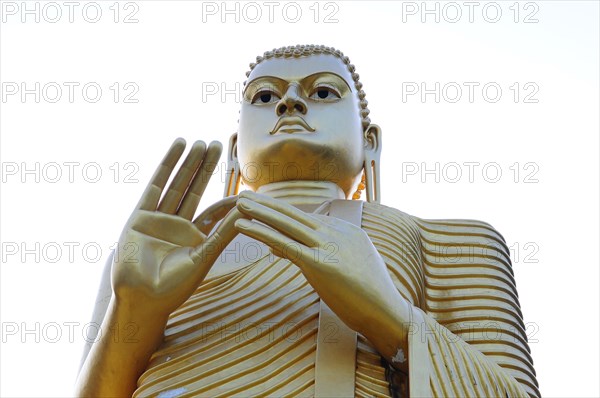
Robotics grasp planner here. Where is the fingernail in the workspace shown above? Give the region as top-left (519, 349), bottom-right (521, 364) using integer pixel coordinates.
top-left (235, 219), bottom-right (251, 229)
top-left (238, 198), bottom-right (251, 211)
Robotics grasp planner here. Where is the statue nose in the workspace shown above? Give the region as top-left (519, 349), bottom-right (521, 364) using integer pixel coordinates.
top-left (276, 84), bottom-right (307, 116)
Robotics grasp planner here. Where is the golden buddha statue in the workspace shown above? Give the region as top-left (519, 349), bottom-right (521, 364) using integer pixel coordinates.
top-left (75, 44), bottom-right (540, 398)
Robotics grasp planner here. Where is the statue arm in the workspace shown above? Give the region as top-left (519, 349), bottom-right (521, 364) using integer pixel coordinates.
top-left (75, 294), bottom-right (171, 396)
top-left (359, 204), bottom-right (540, 397)
top-left (358, 274), bottom-right (539, 398)
top-left (406, 306), bottom-right (534, 397)
top-left (414, 214), bottom-right (540, 397)
top-left (77, 251), bottom-right (113, 373)
top-left (350, 296), bottom-right (533, 397)
top-left (75, 140), bottom-right (243, 397)
top-left (350, 275), bottom-right (534, 397)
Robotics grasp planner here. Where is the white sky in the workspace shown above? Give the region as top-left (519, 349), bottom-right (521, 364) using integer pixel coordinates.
top-left (1, 1), bottom-right (598, 396)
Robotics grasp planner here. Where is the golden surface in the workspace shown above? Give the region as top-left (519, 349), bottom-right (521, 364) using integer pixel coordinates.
top-left (75, 45), bottom-right (539, 397)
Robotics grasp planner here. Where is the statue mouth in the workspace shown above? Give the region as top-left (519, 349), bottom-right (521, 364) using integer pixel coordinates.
top-left (270, 116), bottom-right (316, 135)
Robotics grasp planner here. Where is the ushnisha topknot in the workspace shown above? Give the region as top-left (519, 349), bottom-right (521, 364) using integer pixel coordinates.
top-left (245, 44), bottom-right (371, 130)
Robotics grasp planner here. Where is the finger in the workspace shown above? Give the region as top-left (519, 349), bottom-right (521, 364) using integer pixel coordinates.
top-left (178, 141), bottom-right (223, 220)
top-left (234, 219), bottom-right (314, 267)
top-left (136, 138), bottom-right (186, 211)
top-left (157, 140), bottom-right (207, 214)
top-left (191, 207), bottom-right (245, 266)
top-left (238, 191), bottom-right (320, 229)
top-left (193, 195), bottom-right (237, 235)
top-left (237, 198), bottom-right (321, 247)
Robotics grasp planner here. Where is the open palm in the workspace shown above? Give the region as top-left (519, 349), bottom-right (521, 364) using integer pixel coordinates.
top-left (111, 139), bottom-right (240, 319)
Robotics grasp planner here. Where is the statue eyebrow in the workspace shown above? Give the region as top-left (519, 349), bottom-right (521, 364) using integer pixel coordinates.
top-left (244, 72), bottom-right (352, 94)
top-left (299, 72), bottom-right (352, 90)
top-left (243, 76), bottom-right (288, 95)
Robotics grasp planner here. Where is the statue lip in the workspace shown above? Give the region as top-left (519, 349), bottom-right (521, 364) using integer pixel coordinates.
top-left (270, 116), bottom-right (316, 135)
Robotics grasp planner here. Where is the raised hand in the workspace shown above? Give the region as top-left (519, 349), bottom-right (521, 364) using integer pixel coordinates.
top-left (233, 191), bottom-right (411, 343)
top-left (112, 138), bottom-right (241, 320)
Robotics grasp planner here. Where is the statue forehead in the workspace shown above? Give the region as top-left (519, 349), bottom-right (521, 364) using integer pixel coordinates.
top-left (247, 54), bottom-right (354, 88)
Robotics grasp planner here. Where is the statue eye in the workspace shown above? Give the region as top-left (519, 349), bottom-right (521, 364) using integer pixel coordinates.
top-left (251, 90), bottom-right (281, 104)
top-left (309, 86), bottom-right (341, 101)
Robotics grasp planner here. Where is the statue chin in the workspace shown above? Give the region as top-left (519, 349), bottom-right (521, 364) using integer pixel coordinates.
top-left (239, 139), bottom-right (363, 197)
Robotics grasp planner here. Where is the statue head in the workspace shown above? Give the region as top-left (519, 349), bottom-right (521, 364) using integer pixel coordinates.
top-left (225, 44), bottom-right (381, 202)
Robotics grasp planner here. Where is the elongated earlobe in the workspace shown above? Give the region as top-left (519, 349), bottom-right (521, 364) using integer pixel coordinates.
top-left (363, 125), bottom-right (382, 203)
top-left (223, 133), bottom-right (241, 197)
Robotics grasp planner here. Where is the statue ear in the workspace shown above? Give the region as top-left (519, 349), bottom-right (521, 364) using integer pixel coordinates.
top-left (364, 124), bottom-right (382, 153)
top-left (363, 125), bottom-right (382, 203)
top-left (224, 133), bottom-right (241, 197)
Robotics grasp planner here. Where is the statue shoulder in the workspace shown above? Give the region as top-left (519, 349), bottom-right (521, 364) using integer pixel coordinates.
top-left (411, 214), bottom-right (511, 265)
top-left (361, 202), bottom-right (503, 232)
top-left (362, 201), bottom-right (511, 268)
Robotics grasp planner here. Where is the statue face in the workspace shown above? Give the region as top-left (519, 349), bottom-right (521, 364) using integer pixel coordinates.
top-left (237, 54), bottom-right (365, 197)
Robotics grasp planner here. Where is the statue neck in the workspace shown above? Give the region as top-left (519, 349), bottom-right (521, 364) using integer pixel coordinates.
top-left (255, 181), bottom-right (346, 212)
